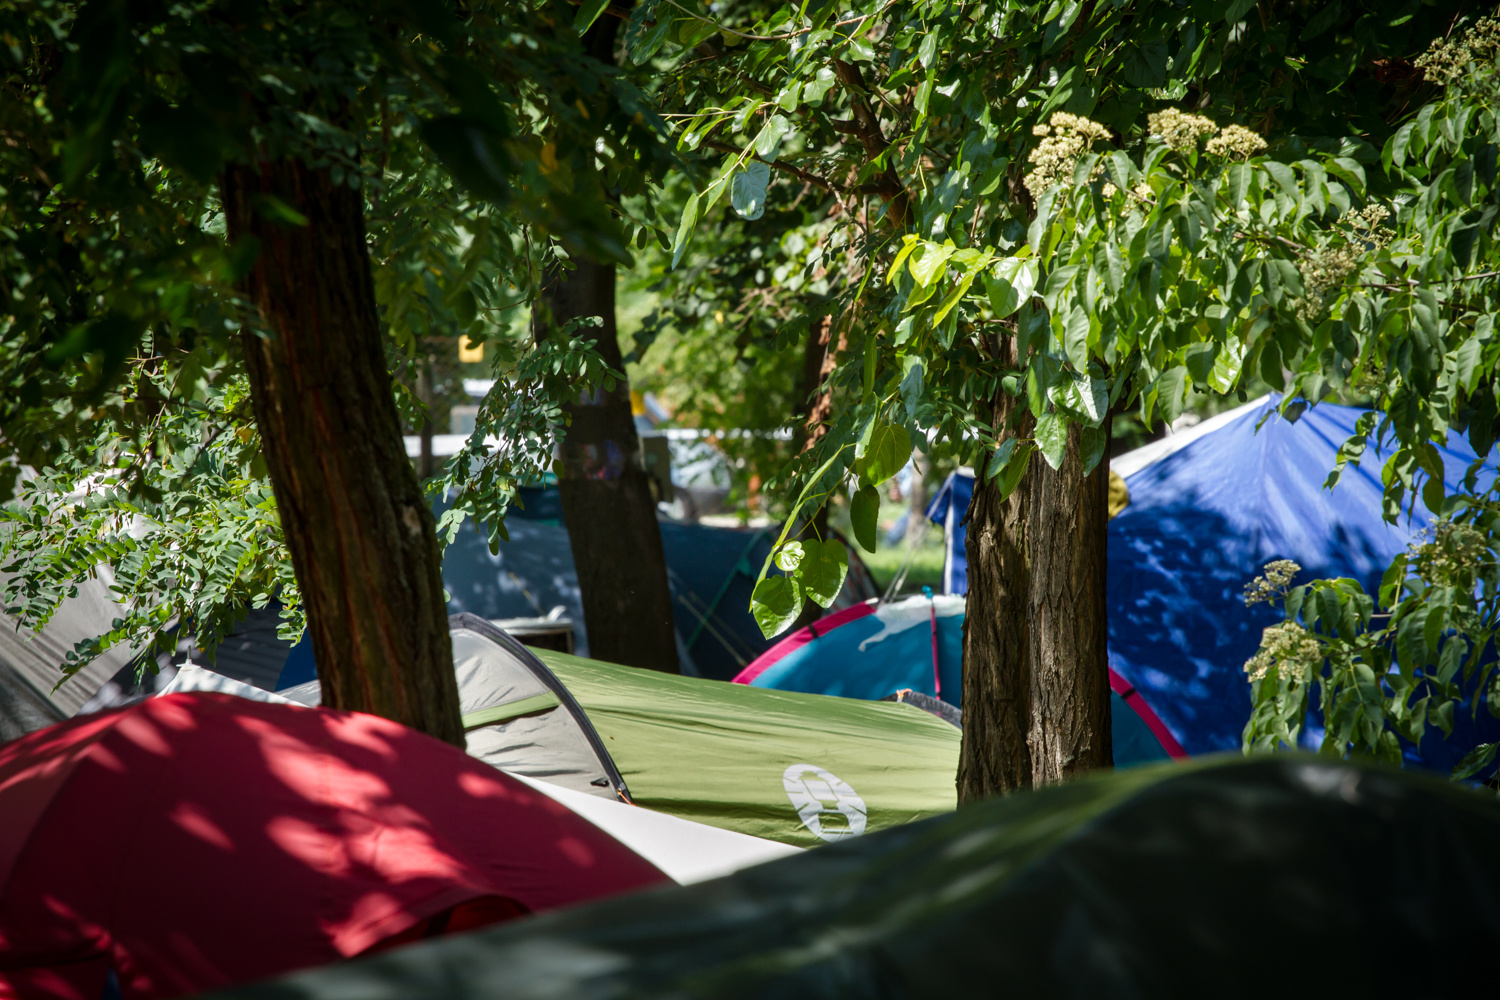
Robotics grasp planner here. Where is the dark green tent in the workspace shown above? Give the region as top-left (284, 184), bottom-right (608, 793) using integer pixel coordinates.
top-left (212, 756), bottom-right (1500, 998)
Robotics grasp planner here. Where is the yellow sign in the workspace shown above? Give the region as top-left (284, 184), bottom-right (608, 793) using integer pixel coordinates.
top-left (458, 335), bottom-right (484, 363)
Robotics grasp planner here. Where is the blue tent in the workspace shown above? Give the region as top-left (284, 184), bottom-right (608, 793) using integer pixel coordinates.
top-left (928, 396), bottom-right (1499, 773)
top-left (734, 594), bottom-right (1176, 767)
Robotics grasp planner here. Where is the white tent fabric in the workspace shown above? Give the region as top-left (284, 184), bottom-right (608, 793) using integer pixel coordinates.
top-left (158, 661), bottom-right (297, 705)
top-left (158, 664), bottom-right (802, 884)
top-left (507, 773), bottom-right (801, 884)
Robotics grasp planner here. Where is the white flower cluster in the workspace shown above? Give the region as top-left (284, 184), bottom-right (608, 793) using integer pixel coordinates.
top-left (1205, 124), bottom-right (1267, 160)
top-left (1024, 112), bottom-right (1111, 199)
top-left (1147, 109), bottom-right (1216, 153)
top-left (1416, 13), bottom-right (1500, 88)
top-left (1296, 244), bottom-right (1362, 322)
top-left (1412, 520), bottom-right (1489, 587)
top-left (1349, 203), bottom-right (1390, 231)
top-left (1243, 559), bottom-right (1302, 607)
top-left (1244, 621), bottom-right (1324, 683)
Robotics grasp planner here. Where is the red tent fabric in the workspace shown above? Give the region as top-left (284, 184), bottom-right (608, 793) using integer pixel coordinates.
top-left (0, 692), bottom-right (666, 1000)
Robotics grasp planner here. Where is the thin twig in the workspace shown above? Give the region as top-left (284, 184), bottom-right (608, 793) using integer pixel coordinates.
top-left (700, 140), bottom-right (850, 195)
top-left (661, 0), bottom-right (897, 42)
top-left (1360, 270), bottom-right (1500, 290)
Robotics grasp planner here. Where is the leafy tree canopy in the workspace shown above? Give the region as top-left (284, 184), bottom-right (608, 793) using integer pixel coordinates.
top-left (0, 0), bottom-right (666, 672)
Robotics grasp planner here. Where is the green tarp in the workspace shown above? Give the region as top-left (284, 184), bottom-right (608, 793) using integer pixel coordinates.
top-left (535, 649), bottom-right (959, 848)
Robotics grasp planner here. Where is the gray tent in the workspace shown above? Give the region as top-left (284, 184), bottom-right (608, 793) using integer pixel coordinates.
top-left (0, 574), bottom-right (137, 740)
top-left (278, 614), bottom-right (629, 800)
top-left (1, 587), bottom-right (295, 743)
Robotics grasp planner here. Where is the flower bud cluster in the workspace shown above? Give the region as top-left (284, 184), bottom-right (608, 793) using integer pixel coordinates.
top-left (1244, 621), bottom-right (1323, 683)
top-left (1024, 112), bottom-right (1110, 199)
top-left (1205, 124), bottom-right (1267, 160)
top-left (1296, 244), bottom-right (1362, 322)
top-left (1243, 558), bottom-right (1302, 607)
top-left (1416, 13), bottom-right (1500, 88)
top-left (1147, 109), bottom-right (1216, 153)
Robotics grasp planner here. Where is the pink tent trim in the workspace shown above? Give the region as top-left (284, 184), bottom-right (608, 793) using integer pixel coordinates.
top-left (1108, 666), bottom-right (1188, 759)
top-left (731, 601), bottom-right (876, 686)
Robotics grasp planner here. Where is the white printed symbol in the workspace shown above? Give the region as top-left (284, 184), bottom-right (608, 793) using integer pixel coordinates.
top-left (782, 764), bottom-right (867, 842)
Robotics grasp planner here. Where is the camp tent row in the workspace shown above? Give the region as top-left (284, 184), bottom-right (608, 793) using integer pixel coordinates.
top-left (171, 614), bottom-right (961, 850)
top-left (2, 512), bottom-right (876, 733)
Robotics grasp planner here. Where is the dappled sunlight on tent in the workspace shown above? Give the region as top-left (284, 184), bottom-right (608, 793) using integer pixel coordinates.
top-left (0, 692), bottom-right (667, 1000)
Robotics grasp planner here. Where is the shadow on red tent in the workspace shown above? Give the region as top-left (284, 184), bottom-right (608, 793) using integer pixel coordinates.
top-left (0, 692), bottom-right (666, 1000)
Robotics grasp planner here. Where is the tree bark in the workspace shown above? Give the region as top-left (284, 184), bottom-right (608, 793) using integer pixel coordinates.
top-left (1023, 421), bottom-right (1113, 784)
top-left (957, 370), bottom-right (1114, 803)
top-left (222, 159), bottom-right (464, 746)
top-left (536, 257), bottom-right (680, 673)
top-left (957, 355), bottom-right (1034, 800)
top-left (796, 313), bottom-right (844, 454)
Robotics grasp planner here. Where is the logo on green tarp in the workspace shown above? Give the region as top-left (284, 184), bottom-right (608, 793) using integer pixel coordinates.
top-left (782, 764), bottom-right (867, 842)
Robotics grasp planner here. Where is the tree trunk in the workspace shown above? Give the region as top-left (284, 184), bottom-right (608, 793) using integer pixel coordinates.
top-left (957, 367), bottom-right (1113, 803)
top-left (223, 159), bottom-right (464, 747)
top-left (1023, 421), bottom-right (1113, 784)
top-left (957, 361), bottom-right (1034, 800)
top-left (536, 258), bottom-right (680, 673)
top-left (796, 314), bottom-right (837, 454)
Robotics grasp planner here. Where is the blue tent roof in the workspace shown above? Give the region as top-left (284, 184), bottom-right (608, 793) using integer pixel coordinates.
top-left (929, 396), bottom-right (1499, 773)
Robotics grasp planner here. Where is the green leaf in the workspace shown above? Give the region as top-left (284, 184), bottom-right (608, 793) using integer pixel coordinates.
top-left (900, 357), bottom-right (925, 420)
top-left (797, 539), bottom-right (849, 608)
top-left (672, 191), bottom-right (701, 268)
top-left (857, 424), bottom-right (912, 486)
top-left (1456, 335), bottom-right (1483, 394)
top-left (804, 66), bottom-right (837, 106)
top-left (1063, 306), bottom-right (1090, 371)
top-left (1035, 411), bottom-right (1069, 470)
top-left (776, 80), bottom-right (800, 112)
top-left (850, 484), bottom-right (880, 552)
top-left (1387, 122), bottom-right (1414, 169)
top-left (932, 271), bottom-right (977, 326)
top-left (573, 0), bottom-right (611, 32)
top-left (452, 288), bottom-right (478, 326)
top-left (751, 575), bottom-right (802, 638)
top-left (1080, 425), bottom-right (1106, 476)
top-left (629, 17), bottom-right (672, 64)
top-left (1451, 742), bottom-right (1499, 781)
top-left (731, 161), bottom-right (770, 220)
top-left (755, 114), bottom-right (792, 162)
top-left (774, 540), bottom-right (805, 572)
top-left (907, 241), bottom-right (957, 287)
top-left (984, 257), bottom-right (1036, 318)
top-left (994, 440), bottom-right (1035, 501)
top-left (1227, 162), bottom-right (1250, 208)
top-left (886, 235), bottom-right (920, 285)
top-left (1155, 366), bottom-right (1189, 425)
top-left (1185, 342), bottom-right (1218, 385)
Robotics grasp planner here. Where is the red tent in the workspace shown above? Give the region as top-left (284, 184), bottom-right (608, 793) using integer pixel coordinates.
top-left (0, 692), bottom-right (666, 1000)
